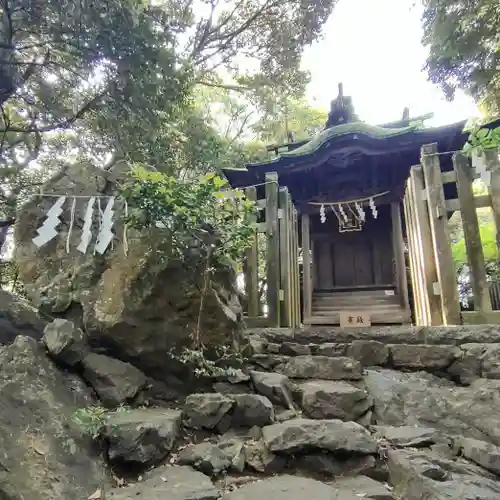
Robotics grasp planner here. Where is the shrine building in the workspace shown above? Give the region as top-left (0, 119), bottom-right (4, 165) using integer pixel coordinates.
top-left (223, 84), bottom-right (491, 327)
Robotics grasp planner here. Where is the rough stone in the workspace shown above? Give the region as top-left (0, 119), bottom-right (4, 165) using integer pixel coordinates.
top-left (331, 476), bottom-right (395, 500)
top-left (244, 440), bottom-right (287, 473)
top-left (0, 336), bottom-right (103, 499)
top-left (262, 418), bottom-right (377, 455)
top-left (389, 344), bottom-right (461, 370)
top-left (247, 335), bottom-right (267, 355)
top-left (251, 354), bottom-right (289, 370)
top-left (103, 408), bottom-right (182, 465)
top-left (248, 325), bottom-right (500, 346)
top-left (14, 163), bottom-right (242, 377)
top-left (280, 342), bottom-right (311, 356)
top-left (478, 345), bottom-right (500, 380)
top-left (0, 290), bottom-right (47, 345)
top-left (226, 369), bottom-right (251, 384)
top-left (275, 408), bottom-right (298, 422)
top-left (457, 437), bottom-right (500, 476)
top-left (347, 340), bottom-right (389, 366)
top-left (449, 343), bottom-right (500, 384)
top-left (372, 425), bottom-right (440, 447)
top-left (299, 380), bottom-right (373, 421)
top-left (231, 394), bottom-right (274, 427)
top-left (387, 448), bottom-right (500, 499)
top-left (448, 343), bottom-right (486, 384)
top-left (43, 318), bottom-right (87, 366)
top-left (283, 355), bottom-right (363, 380)
top-left (315, 342), bottom-right (347, 357)
top-left (108, 465), bottom-right (220, 500)
top-left (219, 438), bottom-right (246, 472)
top-left (213, 381), bottom-right (252, 395)
top-left (267, 342), bottom-right (281, 353)
top-left (183, 393), bottom-right (234, 430)
top-left (250, 370), bottom-right (294, 407)
top-left (364, 368), bottom-right (500, 445)
top-left (81, 352), bottom-right (147, 407)
top-left (222, 476), bottom-right (358, 500)
top-left (178, 442), bottom-right (233, 476)
top-left (295, 454), bottom-right (377, 478)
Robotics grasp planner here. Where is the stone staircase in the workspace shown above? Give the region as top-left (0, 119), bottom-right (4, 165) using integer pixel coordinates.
top-left (105, 324), bottom-right (500, 499)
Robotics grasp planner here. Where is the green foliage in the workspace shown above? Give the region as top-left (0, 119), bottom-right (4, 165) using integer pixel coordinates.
top-left (122, 167), bottom-right (257, 263)
top-left (422, 0), bottom-right (500, 115)
top-left (169, 346), bottom-right (246, 378)
top-left (71, 405), bottom-right (131, 439)
top-left (463, 125), bottom-right (500, 156)
top-left (452, 220), bottom-right (498, 266)
top-left (71, 406), bottom-right (108, 439)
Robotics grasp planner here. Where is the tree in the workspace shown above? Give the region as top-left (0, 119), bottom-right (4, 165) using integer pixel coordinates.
top-left (252, 97), bottom-right (327, 144)
top-left (422, 0), bottom-right (500, 115)
top-left (0, 0), bottom-right (339, 227)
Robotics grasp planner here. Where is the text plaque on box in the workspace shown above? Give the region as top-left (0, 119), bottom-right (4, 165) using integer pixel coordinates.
top-left (340, 311), bottom-right (371, 328)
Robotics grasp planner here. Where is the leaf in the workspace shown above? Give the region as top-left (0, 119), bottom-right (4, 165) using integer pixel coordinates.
top-left (88, 489), bottom-right (104, 500)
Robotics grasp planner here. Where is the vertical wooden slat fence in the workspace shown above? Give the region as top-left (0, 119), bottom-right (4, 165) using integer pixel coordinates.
top-left (242, 172), bottom-right (301, 328)
top-left (404, 144), bottom-right (500, 325)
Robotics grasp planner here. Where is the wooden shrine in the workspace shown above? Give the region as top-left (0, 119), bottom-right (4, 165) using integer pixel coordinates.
top-left (224, 84), bottom-right (500, 327)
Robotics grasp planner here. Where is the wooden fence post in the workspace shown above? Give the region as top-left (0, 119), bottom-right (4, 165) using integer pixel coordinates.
top-left (265, 172), bottom-right (280, 327)
top-left (485, 149), bottom-right (500, 257)
top-left (244, 186), bottom-right (259, 318)
top-left (391, 202), bottom-right (410, 314)
top-left (421, 143), bottom-right (461, 325)
top-left (410, 166), bottom-right (442, 325)
top-left (279, 187), bottom-right (291, 327)
top-left (404, 180), bottom-right (426, 325)
top-left (454, 153), bottom-right (492, 319)
top-left (301, 212), bottom-right (312, 323)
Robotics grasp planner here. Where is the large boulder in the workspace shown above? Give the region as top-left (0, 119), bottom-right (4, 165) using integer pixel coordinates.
top-left (262, 418), bottom-right (377, 455)
top-left (283, 355), bottom-right (363, 380)
top-left (387, 448), bottom-right (500, 499)
top-left (222, 475), bottom-right (359, 500)
top-left (13, 163), bottom-right (242, 377)
top-left (298, 380), bottom-right (373, 421)
top-left (108, 465), bottom-right (220, 500)
top-left (0, 290), bottom-right (47, 344)
top-left (0, 336), bottom-right (104, 499)
top-left (364, 368), bottom-right (500, 445)
top-left (103, 408), bottom-right (182, 466)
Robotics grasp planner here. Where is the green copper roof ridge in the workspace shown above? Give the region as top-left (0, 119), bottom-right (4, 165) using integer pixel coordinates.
top-left (280, 121), bottom-right (418, 157)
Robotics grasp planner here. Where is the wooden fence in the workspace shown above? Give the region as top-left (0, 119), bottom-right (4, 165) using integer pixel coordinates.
top-left (243, 172), bottom-right (301, 328)
top-left (404, 143), bottom-right (500, 325)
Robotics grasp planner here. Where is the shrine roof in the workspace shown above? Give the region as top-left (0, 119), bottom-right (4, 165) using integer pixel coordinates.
top-left (223, 119), bottom-right (469, 188)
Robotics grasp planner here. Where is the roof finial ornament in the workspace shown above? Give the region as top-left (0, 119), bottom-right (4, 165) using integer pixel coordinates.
top-left (324, 82), bottom-right (359, 129)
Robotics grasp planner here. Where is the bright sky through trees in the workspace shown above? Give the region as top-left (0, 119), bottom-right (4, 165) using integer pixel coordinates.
top-left (302, 0), bottom-right (479, 126)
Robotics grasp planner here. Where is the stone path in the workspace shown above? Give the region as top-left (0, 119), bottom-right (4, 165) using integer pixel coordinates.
top-left (102, 325), bottom-right (500, 499)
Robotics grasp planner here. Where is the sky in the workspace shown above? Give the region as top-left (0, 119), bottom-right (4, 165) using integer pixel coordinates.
top-left (301, 0), bottom-right (479, 127)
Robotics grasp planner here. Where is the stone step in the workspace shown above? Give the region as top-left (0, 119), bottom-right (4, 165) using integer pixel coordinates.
top-left (245, 325), bottom-right (500, 346)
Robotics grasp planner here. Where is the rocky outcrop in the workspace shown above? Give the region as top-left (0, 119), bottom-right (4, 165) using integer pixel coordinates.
top-left (107, 465), bottom-right (220, 500)
top-left (103, 408), bottom-right (182, 466)
top-left (0, 290), bottom-right (47, 344)
top-left (0, 336), bottom-right (103, 499)
top-left (14, 163), bottom-right (242, 377)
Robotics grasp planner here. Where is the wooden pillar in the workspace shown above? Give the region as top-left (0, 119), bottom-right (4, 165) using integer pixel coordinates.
top-left (391, 202), bottom-right (410, 313)
top-left (421, 143), bottom-right (460, 325)
top-left (410, 166), bottom-right (442, 325)
top-left (404, 184), bottom-right (425, 325)
top-left (301, 212), bottom-right (312, 323)
top-left (485, 149), bottom-right (500, 257)
top-left (265, 172), bottom-right (280, 327)
top-left (244, 186), bottom-right (259, 318)
top-left (454, 153), bottom-right (492, 319)
top-left (279, 187), bottom-right (291, 327)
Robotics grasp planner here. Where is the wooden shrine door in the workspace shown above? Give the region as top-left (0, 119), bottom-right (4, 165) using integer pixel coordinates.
top-left (311, 204), bottom-right (395, 290)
